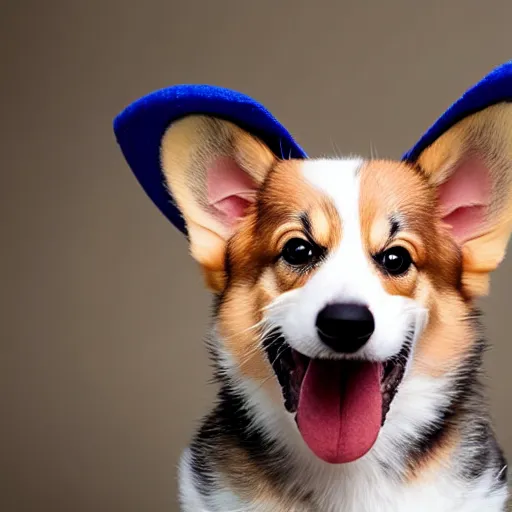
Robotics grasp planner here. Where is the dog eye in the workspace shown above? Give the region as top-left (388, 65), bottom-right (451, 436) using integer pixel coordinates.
top-left (281, 238), bottom-right (318, 266)
top-left (376, 246), bottom-right (412, 276)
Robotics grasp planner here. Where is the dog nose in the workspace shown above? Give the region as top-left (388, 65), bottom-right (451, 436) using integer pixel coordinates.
top-left (316, 303), bottom-right (375, 353)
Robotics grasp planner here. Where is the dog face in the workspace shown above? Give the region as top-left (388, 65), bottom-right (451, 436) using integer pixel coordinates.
top-left (161, 104), bottom-right (512, 465)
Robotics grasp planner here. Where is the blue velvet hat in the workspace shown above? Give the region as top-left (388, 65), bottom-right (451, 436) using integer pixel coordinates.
top-left (114, 61), bottom-right (512, 233)
top-left (113, 86), bottom-right (306, 234)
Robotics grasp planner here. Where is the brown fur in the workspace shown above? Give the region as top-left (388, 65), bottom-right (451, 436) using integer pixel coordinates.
top-left (405, 427), bottom-right (460, 483)
top-left (218, 161), bottom-right (341, 384)
top-left (357, 161), bottom-right (474, 379)
top-left (217, 444), bottom-right (312, 510)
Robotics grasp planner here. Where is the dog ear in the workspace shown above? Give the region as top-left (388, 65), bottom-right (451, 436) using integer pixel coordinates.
top-left (160, 115), bottom-right (277, 291)
top-left (414, 103), bottom-right (512, 296)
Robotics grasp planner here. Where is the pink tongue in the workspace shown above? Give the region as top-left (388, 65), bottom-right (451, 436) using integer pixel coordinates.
top-left (297, 359), bottom-right (382, 464)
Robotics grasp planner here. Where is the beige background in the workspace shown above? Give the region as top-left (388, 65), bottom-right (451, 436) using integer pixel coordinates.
top-left (2, 1), bottom-right (511, 510)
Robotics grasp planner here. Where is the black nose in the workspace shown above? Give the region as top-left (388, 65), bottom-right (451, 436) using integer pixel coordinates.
top-left (316, 303), bottom-right (375, 353)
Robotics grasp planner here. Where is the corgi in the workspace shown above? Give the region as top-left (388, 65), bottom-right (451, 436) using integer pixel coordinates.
top-left (154, 102), bottom-right (511, 511)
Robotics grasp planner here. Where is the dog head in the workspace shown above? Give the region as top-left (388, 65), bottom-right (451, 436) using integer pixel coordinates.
top-left (160, 103), bottom-right (512, 465)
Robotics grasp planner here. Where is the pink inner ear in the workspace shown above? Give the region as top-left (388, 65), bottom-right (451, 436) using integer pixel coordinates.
top-left (438, 158), bottom-right (492, 243)
top-left (207, 156), bottom-right (258, 227)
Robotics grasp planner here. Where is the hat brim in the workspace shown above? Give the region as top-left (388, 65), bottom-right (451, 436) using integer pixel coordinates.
top-left (114, 61), bottom-right (512, 232)
top-left (113, 85), bottom-right (307, 234)
top-left (403, 60), bottom-right (512, 162)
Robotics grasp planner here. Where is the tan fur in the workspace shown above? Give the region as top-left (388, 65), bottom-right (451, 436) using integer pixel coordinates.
top-left (417, 103), bottom-right (512, 296)
top-left (359, 160), bottom-right (461, 301)
top-left (218, 445), bottom-right (311, 511)
top-left (413, 293), bottom-right (474, 377)
top-left (160, 116), bottom-right (276, 290)
top-left (405, 427), bottom-right (460, 483)
top-left (357, 143), bottom-right (512, 379)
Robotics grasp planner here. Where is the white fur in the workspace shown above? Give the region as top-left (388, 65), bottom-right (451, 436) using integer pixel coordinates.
top-left (277, 159), bottom-right (423, 363)
top-left (180, 365), bottom-right (508, 511)
top-left (179, 158), bottom-right (508, 511)
top-left (179, 449), bottom-right (208, 511)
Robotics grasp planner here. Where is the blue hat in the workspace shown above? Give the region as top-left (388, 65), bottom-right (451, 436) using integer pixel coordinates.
top-left (114, 61), bottom-right (512, 233)
top-left (114, 85), bottom-right (306, 233)
top-left (403, 60), bottom-right (512, 162)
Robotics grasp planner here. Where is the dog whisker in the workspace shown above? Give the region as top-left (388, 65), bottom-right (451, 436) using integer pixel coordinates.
top-left (233, 323), bottom-right (283, 368)
top-left (369, 140), bottom-right (379, 160)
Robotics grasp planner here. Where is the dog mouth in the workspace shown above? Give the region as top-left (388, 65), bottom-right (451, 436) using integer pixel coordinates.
top-left (263, 332), bottom-right (412, 464)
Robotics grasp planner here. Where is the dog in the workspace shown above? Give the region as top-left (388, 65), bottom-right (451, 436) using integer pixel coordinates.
top-left (153, 101), bottom-right (511, 511)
